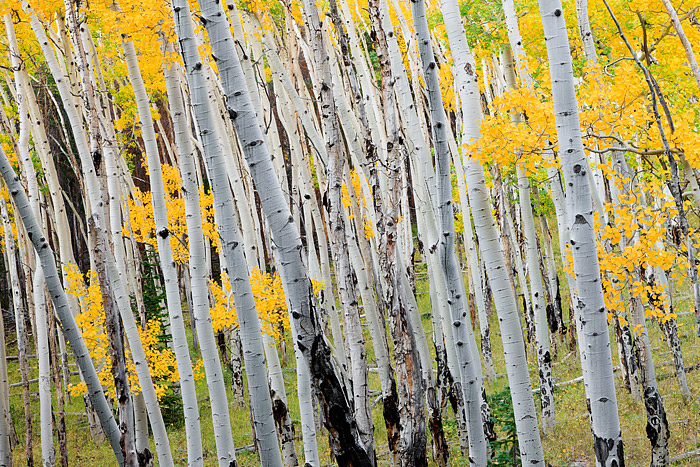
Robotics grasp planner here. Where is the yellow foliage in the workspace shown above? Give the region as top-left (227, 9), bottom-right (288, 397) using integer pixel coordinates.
top-left (64, 263), bottom-right (194, 402)
top-left (209, 268), bottom-right (324, 343)
top-left (126, 163), bottom-right (218, 262)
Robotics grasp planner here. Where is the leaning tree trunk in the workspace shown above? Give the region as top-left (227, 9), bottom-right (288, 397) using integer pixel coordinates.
top-left (122, 40), bottom-right (203, 467)
top-left (538, 0), bottom-right (624, 464)
top-left (299, 1), bottom-right (375, 458)
top-left (0, 144), bottom-right (124, 466)
top-left (412, 0), bottom-right (487, 464)
top-left (172, 2), bottom-right (286, 465)
top-left (441, 0), bottom-right (545, 463)
top-left (195, 0), bottom-right (372, 463)
top-left (660, 0), bottom-right (700, 92)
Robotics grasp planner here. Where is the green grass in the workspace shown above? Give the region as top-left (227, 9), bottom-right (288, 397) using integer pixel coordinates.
top-left (7, 272), bottom-right (700, 466)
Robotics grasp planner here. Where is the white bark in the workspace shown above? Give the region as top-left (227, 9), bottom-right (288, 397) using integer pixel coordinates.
top-left (537, 1), bottom-right (623, 463)
top-left (0, 283), bottom-right (10, 467)
top-left (501, 45), bottom-right (556, 433)
top-left (441, 0), bottom-right (545, 463)
top-left (196, 0), bottom-right (372, 462)
top-left (0, 143), bottom-right (124, 465)
top-left (660, 0), bottom-right (700, 92)
top-left (412, 0), bottom-right (487, 462)
top-left (123, 40), bottom-right (204, 467)
top-left (172, 2), bottom-right (284, 465)
top-left (161, 42), bottom-right (238, 467)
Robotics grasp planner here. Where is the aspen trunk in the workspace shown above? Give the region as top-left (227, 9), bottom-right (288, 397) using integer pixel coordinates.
top-left (0, 144), bottom-right (124, 466)
top-left (0, 244), bottom-right (11, 467)
top-left (660, 0), bottom-right (700, 92)
top-left (502, 42), bottom-right (556, 431)
top-left (92, 220), bottom-right (137, 466)
top-left (538, 1), bottom-right (624, 463)
top-left (442, 0), bottom-right (545, 462)
top-left (195, 0), bottom-right (372, 463)
top-left (172, 3), bottom-right (285, 465)
top-left (368, 1), bottom-right (427, 464)
top-left (1, 194), bottom-right (33, 467)
top-left (300, 0), bottom-right (375, 458)
top-left (161, 41), bottom-right (239, 467)
top-left (412, 0), bottom-right (485, 463)
top-left (123, 40), bottom-right (204, 467)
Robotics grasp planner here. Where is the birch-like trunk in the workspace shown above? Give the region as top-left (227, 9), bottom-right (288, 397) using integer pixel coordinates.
top-left (1, 196), bottom-right (33, 466)
top-left (161, 42), bottom-right (238, 467)
top-left (0, 143), bottom-right (124, 466)
top-left (412, 0), bottom-right (486, 463)
top-left (172, 2), bottom-right (285, 465)
top-left (300, 3), bottom-right (375, 458)
top-left (368, 1), bottom-right (427, 464)
top-left (538, 1), bottom-right (624, 463)
top-left (196, 0), bottom-right (372, 463)
top-left (501, 46), bottom-right (556, 433)
top-left (123, 40), bottom-right (203, 467)
top-left (660, 0), bottom-right (700, 91)
top-left (0, 280), bottom-right (10, 467)
top-left (442, 0), bottom-right (545, 462)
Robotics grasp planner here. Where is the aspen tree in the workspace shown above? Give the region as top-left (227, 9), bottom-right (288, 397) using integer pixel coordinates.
top-left (24, 4), bottom-right (177, 463)
top-left (0, 143), bottom-right (124, 465)
top-left (161, 42), bottom-right (239, 467)
top-left (195, 0), bottom-right (373, 463)
top-left (441, 0), bottom-right (545, 463)
top-left (500, 46), bottom-right (556, 433)
top-left (123, 40), bottom-right (204, 466)
top-left (538, 0), bottom-right (624, 464)
top-left (367, 0), bottom-right (429, 464)
top-left (660, 0), bottom-right (700, 92)
top-left (0, 197), bottom-right (20, 467)
top-left (411, 0), bottom-right (487, 463)
top-left (299, 2), bottom-right (375, 457)
top-left (172, 1), bottom-right (286, 465)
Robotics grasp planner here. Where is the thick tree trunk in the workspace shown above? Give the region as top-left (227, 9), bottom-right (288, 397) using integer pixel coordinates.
top-left (172, 3), bottom-right (286, 465)
top-left (195, 0), bottom-right (372, 463)
top-left (537, 1), bottom-right (624, 464)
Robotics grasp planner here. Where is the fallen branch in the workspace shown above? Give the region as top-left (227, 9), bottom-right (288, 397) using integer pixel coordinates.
top-left (533, 366), bottom-right (620, 393)
top-left (670, 448), bottom-right (700, 463)
top-left (656, 362), bottom-right (700, 382)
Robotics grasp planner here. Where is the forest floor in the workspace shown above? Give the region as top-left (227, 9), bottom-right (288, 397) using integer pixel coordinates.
top-left (6, 271), bottom-right (700, 466)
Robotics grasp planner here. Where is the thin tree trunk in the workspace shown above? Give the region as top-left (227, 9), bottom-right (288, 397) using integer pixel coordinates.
top-left (161, 41), bottom-right (239, 467)
top-left (660, 0), bottom-right (700, 92)
top-left (91, 219), bottom-right (137, 466)
top-left (412, 0), bottom-right (485, 463)
top-left (0, 144), bottom-right (124, 466)
top-left (300, 1), bottom-right (375, 459)
top-left (1, 196), bottom-right (33, 467)
top-left (368, 1), bottom-right (427, 464)
top-left (442, 0), bottom-right (545, 462)
top-left (502, 44), bottom-right (556, 431)
top-left (123, 39), bottom-right (203, 467)
top-left (0, 258), bottom-right (11, 467)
